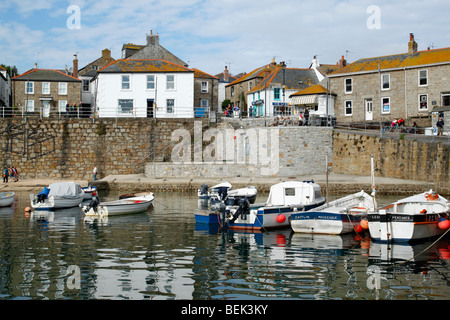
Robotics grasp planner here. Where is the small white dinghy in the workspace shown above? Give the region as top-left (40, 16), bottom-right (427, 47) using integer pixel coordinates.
top-left (0, 192), bottom-right (15, 207)
top-left (83, 192), bottom-right (154, 217)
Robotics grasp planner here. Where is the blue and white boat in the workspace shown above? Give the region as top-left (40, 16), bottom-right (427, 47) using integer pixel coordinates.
top-left (290, 190), bottom-right (376, 234)
top-left (195, 181), bottom-right (325, 230)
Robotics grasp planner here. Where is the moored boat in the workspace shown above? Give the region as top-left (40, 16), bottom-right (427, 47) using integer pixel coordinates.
top-left (83, 192), bottom-right (154, 216)
top-left (196, 180), bottom-right (325, 230)
top-left (82, 185), bottom-right (98, 200)
top-left (367, 190), bottom-right (450, 243)
top-left (0, 192), bottom-right (15, 207)
top-left (30, 182), bottom-right (85, 210)
top-left (290, 190), bottom-right (376, 234)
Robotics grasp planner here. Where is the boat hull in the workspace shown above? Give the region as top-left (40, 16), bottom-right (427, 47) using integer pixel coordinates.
top-left (367, 212), bottom-right (445, 243)
top-left (0, 192), bottom-right (15, 207)
top-left (31, 195), bottom-right (84, 210)
top-left (291, 211), bottom-right (366, 234)
top-left (98, 194), bottom-right (154, 216)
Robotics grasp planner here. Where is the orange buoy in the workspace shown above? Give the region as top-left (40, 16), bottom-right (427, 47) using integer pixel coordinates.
top-left (360, 219), bottom-right (369, 230)
top-left (276, 214), bottom-right (286, 223)
top-left (438, 219), bottom-right (450, 230)
top-left (354, 225), bottom-right (364, 233)
top-left (24, 207), bottom-right (31, 212)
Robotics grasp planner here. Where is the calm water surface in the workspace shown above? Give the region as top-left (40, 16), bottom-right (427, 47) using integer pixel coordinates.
top-left (0, 190), bottom-right (449, 300)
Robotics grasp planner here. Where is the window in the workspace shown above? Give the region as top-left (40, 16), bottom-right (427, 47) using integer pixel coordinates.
top-left (26, 100), bottom-right (34, 112)
top-left (167, 99), bottom-right (174, 113)
top-left (166, 75), bottom-right (175, 90)
top-left (285, 188), bottom-right (295, 196)
top-left (248, 81), bottom-right (253, 91)
top-left (345, 78), bottom-right (352, 93)
top-left (442, 93), bottom-right (450, 106)
top-left (231, 86), bottom-right (234, 97)
top-left (146, 75), bottom-right (155, 89)
top-left (382, 74), bottom-right (390, 90)
top-left (42, 82), bottom-right (50, 94)
top-left (274, 88), bottom-right (281, 100)
top-left (381, 97), bottom-right (390, 114)
top-left (201, 81), bottom-right (208, 93)
top-left (121, 75), bottom-right (130, 90)
top-left (118, 99), bottom-right (133, 114)
top-left (345, 100), bottom-right (352, 116)
top-left (26, 81), bottom-right (34, 94)
top-left (59, 100), bottom-right (67, 113)
top-left (58, 82), bottom-right (67, 95)
top-left (419, 70), bottom-right (428, 86)
top-left (419, 94), bottom-right (428, 111)
top-left (82, 80), bottom-right (89, 92)
top-left (201, 99), bottom-right (209, 108)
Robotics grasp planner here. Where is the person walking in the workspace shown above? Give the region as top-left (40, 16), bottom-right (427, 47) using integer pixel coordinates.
top-left (3, 167), bottom-right (9, 183)
top-left (436, 117), bottom-right (444, 136)
top-left (93, 166), bottom-right (98, 181)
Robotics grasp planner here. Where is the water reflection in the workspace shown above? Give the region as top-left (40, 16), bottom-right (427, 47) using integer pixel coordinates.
top-left (0, 190), bottom-right (448, 300)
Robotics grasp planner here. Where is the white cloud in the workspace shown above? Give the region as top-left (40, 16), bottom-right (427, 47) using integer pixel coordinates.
top-left (2, 0), bottom-right (450, 76)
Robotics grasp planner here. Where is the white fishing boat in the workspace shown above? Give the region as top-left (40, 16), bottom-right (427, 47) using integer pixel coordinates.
top-left (367, 190), bottom-right (450, 243)
top-left (0, 192), bottom-right (15, 207)
top-left (30, 182), bottom-right (85, 210)
top-left (220, 186), bottom-right (258, 205)
top-left (290, 190), bottom-right (376, 234)
top-left (196, 181), bottom-right (325, 230)
top-left (82, 185), bottom-right (98, 200)
top-left (83, 192), bottom-right (154, 216)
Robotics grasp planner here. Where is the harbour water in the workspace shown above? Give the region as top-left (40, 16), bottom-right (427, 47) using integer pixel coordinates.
top-left (0, 190), bottom-right (449, 301)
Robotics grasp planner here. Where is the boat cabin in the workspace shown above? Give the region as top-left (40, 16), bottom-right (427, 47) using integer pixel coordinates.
top-left (266, 181), bottom-right (324, 206)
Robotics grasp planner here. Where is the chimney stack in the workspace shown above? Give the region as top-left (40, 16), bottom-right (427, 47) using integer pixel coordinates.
top-left (147, 30), bottom-right (159, 46)
top-left (338, 55), bottom-right (347, 68)
top-left (73, 54), bottom-right (78, 78)
top-left (408, 33), bottom-right (418, 55)
top-left (223, 66), bottom-right (229, 82)
top-left (102, 48), bottom-right (111, 58)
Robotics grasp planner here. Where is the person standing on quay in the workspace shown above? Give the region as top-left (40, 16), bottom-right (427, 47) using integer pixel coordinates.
top-left (3, 167), bottom-right (9, 183)
top-left (93, 166), bottom-right (98, 181)
top-left (436, 117), bottom-right (444, 136)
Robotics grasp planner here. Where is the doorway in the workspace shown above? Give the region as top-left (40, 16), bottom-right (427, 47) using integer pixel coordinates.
top-left (147, 99), bottom-right (154, 118)
top-left (365, 98), bottom-right (373, 121)
top-left (43, 101), bottom-right (50, 118)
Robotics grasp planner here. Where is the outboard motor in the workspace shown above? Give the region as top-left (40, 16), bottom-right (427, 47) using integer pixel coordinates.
top-left (84, 196), bottom-right (100, 213)
top-left (229, 198), bottom-right (250, 223)
top-left (200, 184), bottom-right (209, 196)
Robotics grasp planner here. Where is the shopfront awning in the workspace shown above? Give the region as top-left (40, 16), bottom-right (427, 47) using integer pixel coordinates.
top-left (290, 95), bottom-right (317, 105)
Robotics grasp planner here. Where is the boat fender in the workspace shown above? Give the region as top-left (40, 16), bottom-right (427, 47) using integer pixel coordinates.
top-left (438, 217), bottom-right (450, 230)
top-left (276, 214), bottom-right (286, 223)
top-left (420, 209), bottom-right (427, 214)
top-left (360, 218), bottom-right (369, 230)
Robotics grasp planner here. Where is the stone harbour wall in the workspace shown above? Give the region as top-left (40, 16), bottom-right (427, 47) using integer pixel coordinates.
top-left (331, 130), bottom-right (450, 194)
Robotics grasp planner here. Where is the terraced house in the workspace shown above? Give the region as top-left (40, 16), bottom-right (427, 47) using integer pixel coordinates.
top-left (12, 67), bottom-right (81, 118)
top-left (328, 34), bottom-right (450, 127)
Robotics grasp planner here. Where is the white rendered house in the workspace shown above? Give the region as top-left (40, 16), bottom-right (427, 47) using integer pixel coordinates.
top-left (92, 59), bottom-right (194, 118)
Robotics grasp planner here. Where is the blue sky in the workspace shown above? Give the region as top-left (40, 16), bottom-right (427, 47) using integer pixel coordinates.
top-left (1, 0), bottom-right (449, 76)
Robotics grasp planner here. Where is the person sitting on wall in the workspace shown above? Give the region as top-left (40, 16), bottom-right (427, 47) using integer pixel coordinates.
top-left (398, 117), bottom-right (404, 126)
top-left (270, 117), bottom-right (280, 127)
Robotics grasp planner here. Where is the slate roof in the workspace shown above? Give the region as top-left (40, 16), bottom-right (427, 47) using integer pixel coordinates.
top-left (290, 84), bottom-right (336, 97)
top-left (248, 68), bottom-right (319, 93)
top-left (192, 68), bottom-right (218, 79)
top-left (329, 46), bottom-right (450, 76)
top-left (12, 69), bottom-right (81, 82)
top-left (98, 59), bottom-right (193, 73)
top-left (226, 63), bottom-right (279, 87)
